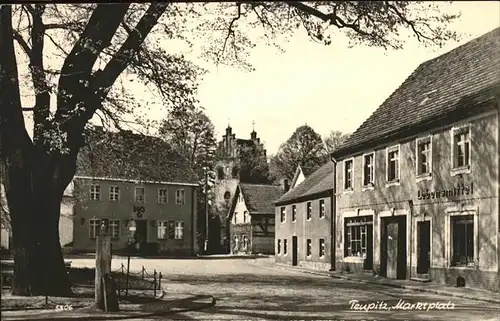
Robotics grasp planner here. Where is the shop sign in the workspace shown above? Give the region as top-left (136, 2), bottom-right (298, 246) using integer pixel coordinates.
top-left (417, 183), bottom-right (473, 200)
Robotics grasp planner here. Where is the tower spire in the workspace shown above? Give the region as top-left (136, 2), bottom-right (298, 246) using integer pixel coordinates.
top-left (252, 120), bottom-right (255, 131)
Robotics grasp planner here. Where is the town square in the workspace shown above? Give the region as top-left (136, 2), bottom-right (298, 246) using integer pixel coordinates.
top-left (1, 1), bottom-right (499, 320)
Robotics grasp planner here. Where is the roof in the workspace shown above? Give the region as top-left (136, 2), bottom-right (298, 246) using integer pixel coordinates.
top-left (333, 27), bottom-right (500, 159)
top-left (76, 127), bottom-right (198, 184)
top-left (239, 183), bottom-right (285, 214)
top-left (274, 162), bottom-right (333, 205)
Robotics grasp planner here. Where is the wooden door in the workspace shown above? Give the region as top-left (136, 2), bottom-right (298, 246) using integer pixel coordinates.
top-left (417, 221), bottom-right (431, 274)
top-left (292, 236), bottom-right (298, 266)
top-left (386, 220), bottom-right (399, 279)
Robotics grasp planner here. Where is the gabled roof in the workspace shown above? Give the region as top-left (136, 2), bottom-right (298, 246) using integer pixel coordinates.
top-left (332, 27), bottom-right (500, 159)
top-left (76, 127), bottom-right (198, 184)
top-left (235, 183), bottom-right (284, 215)
top-left (274, 162), bottom-right (333, 206)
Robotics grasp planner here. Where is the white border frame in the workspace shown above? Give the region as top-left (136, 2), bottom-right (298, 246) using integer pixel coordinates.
top-left (362, 151), bottom-right (376, 190)
top-left (415, 135), bottom-right (433, 182)
top-left (450, 123), bottom-right (472, 176)
top-left (385, 144), bottom-right (401, 186)
top-left (343, 157), bottom-right (355, 193)
top-left (444, 205), bottom-right (479, 269)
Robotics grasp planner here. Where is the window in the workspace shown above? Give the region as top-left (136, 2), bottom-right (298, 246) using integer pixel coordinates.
top-left (243, 210), bottom-right (249, 223)
top-left (283, 239), bottom-right (287, 255)
top-left (135, 187), bottom-right (145, 203)
top-left (176, 189), bottom-right (185, 204)
top-left (344, 216), bottom-right (373, 257)
top-left (319, 238), bottom-right (325, 257)
top-left (386, 146), bottom-right (400, 182)
top-left (158, 188), bottom-right (168, 204)
top-left (363, 153), bottom-right (375, 186)
top-left (174, 221), bottom-right (184, 240)
top-left (280, 207), bottom-right (286, 222)
top-left (242, 235), bottom-right (249, 251)
top-left (109, 219), bottom-right (120, 240)
top-left (224, 191), bottom-right (231, 200)
top-left (452, 126), bottom-right (471, 170)
top-left (158, 221), bottom-right (168, 239)
top-left (319, 200), bottom-right (325, 218)
top-left (344, 159), bottom-right (353, 190)
top-left (90, 184), bottom-right (100, 201)
top-left (306, 202), bottom-right (312, 220)
top-left (109, 186), bottom-right (119, 201)
top-left (292, 205), bottom-right (297, 222)
top-left (277, 239), bottom-right (281, 254)
top-left (451, 215), bottom-right (474, 267)
top-left (89, 219), bottom-right (100, 239)
top-left (234, 212), bottom-right (238, 224)
top-left (416, 137), bottom-right (432, 176)
top-left (306, 239), bottom-right (312, 257)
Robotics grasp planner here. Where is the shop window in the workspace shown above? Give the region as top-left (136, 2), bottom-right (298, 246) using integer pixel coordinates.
top-left (344, 216), bottom-right (373, 257)
top-left (451, 215), bottom-right (474, 267)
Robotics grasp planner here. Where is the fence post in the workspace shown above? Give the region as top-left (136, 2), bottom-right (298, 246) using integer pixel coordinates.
top-left (95, 230), bottom-right (119, 311)
top-left (153, 269), bottom-right (157, 297)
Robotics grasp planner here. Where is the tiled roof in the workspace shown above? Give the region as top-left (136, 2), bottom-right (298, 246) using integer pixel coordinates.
top-left (239, 183), bottom-right (285, 214)
top-left (274, 162), bottom-right (333, 205)
top-left (333, 27), bottom-right (500, 159)
top-left (76, 127), bottom-right (198, 184)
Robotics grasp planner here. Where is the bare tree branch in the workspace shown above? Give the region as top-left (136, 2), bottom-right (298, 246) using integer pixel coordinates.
top-left (12, 30), bottom-right (32, 59)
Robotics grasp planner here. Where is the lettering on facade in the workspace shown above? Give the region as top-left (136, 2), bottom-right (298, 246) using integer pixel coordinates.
top-left (417, 183), bottom-right (474, 200)
top-left (133, 205), bottom-right (145, 218)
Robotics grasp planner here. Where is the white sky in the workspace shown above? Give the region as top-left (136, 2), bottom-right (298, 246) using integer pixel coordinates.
top-left (21, 1), bottom-right (500, 155)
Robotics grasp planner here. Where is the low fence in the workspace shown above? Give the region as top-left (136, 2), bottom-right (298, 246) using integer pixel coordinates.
top-left (1, 263), bottom-right (164, 311)
top-left (113, 263), bottom-right (164, 299)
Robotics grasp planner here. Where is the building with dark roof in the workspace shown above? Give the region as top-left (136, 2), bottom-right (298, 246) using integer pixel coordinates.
top-left (227, 183), bottom-right (285, 254)
top-left (331, 28), bottom-right (499, 292)
top-left (70, 128), bottom-right (199, 256)
top-left (274, 162), bottom-right (334, 271)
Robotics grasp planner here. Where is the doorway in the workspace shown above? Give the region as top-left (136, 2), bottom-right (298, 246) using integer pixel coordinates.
top-left (380, 216), bottom-right (407, 279)
top-left (417, 221), bottom-right (431, 274)
top-left (292, 236), bottom-right (298, 266)
top-left (364, 224), bottom-right (373, 270)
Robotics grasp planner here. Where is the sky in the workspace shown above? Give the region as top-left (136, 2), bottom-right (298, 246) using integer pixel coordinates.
top-left (20, 1), bottom-right (500, 156)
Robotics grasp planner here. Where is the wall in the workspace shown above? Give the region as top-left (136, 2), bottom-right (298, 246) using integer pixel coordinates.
top-left (73, 178), bottom-right (197, 256)
top-left (335, 109), bottom-right (499, 291)
top-left (275, 196), bottom-right (332, 271)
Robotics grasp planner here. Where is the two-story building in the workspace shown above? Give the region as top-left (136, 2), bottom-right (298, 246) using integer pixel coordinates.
top-left (331, 28), bottom-right (499, 292)
top-left (275, 162), bottom-right (334, 271)
top-left (227, 183), bottom-right (284, 254)
top-left (71, 128), bottom-right (199, 256)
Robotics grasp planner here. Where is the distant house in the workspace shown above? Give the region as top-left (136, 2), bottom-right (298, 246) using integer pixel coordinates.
top-left (290, 165), bottom-right (318, 189)
top-left (71, 128), bottom-right (200, 256)
top-left (274, 162), bottom-right (334, 271)
top-left (227, 183), bottom-right (285, 255)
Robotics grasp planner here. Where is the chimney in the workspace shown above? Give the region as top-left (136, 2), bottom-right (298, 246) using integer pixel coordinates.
top-left (282, 179), bottom-right (290, 192)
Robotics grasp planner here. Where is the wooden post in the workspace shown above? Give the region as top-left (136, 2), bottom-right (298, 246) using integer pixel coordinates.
top-left (95, 224), bottom-right (119, 312)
